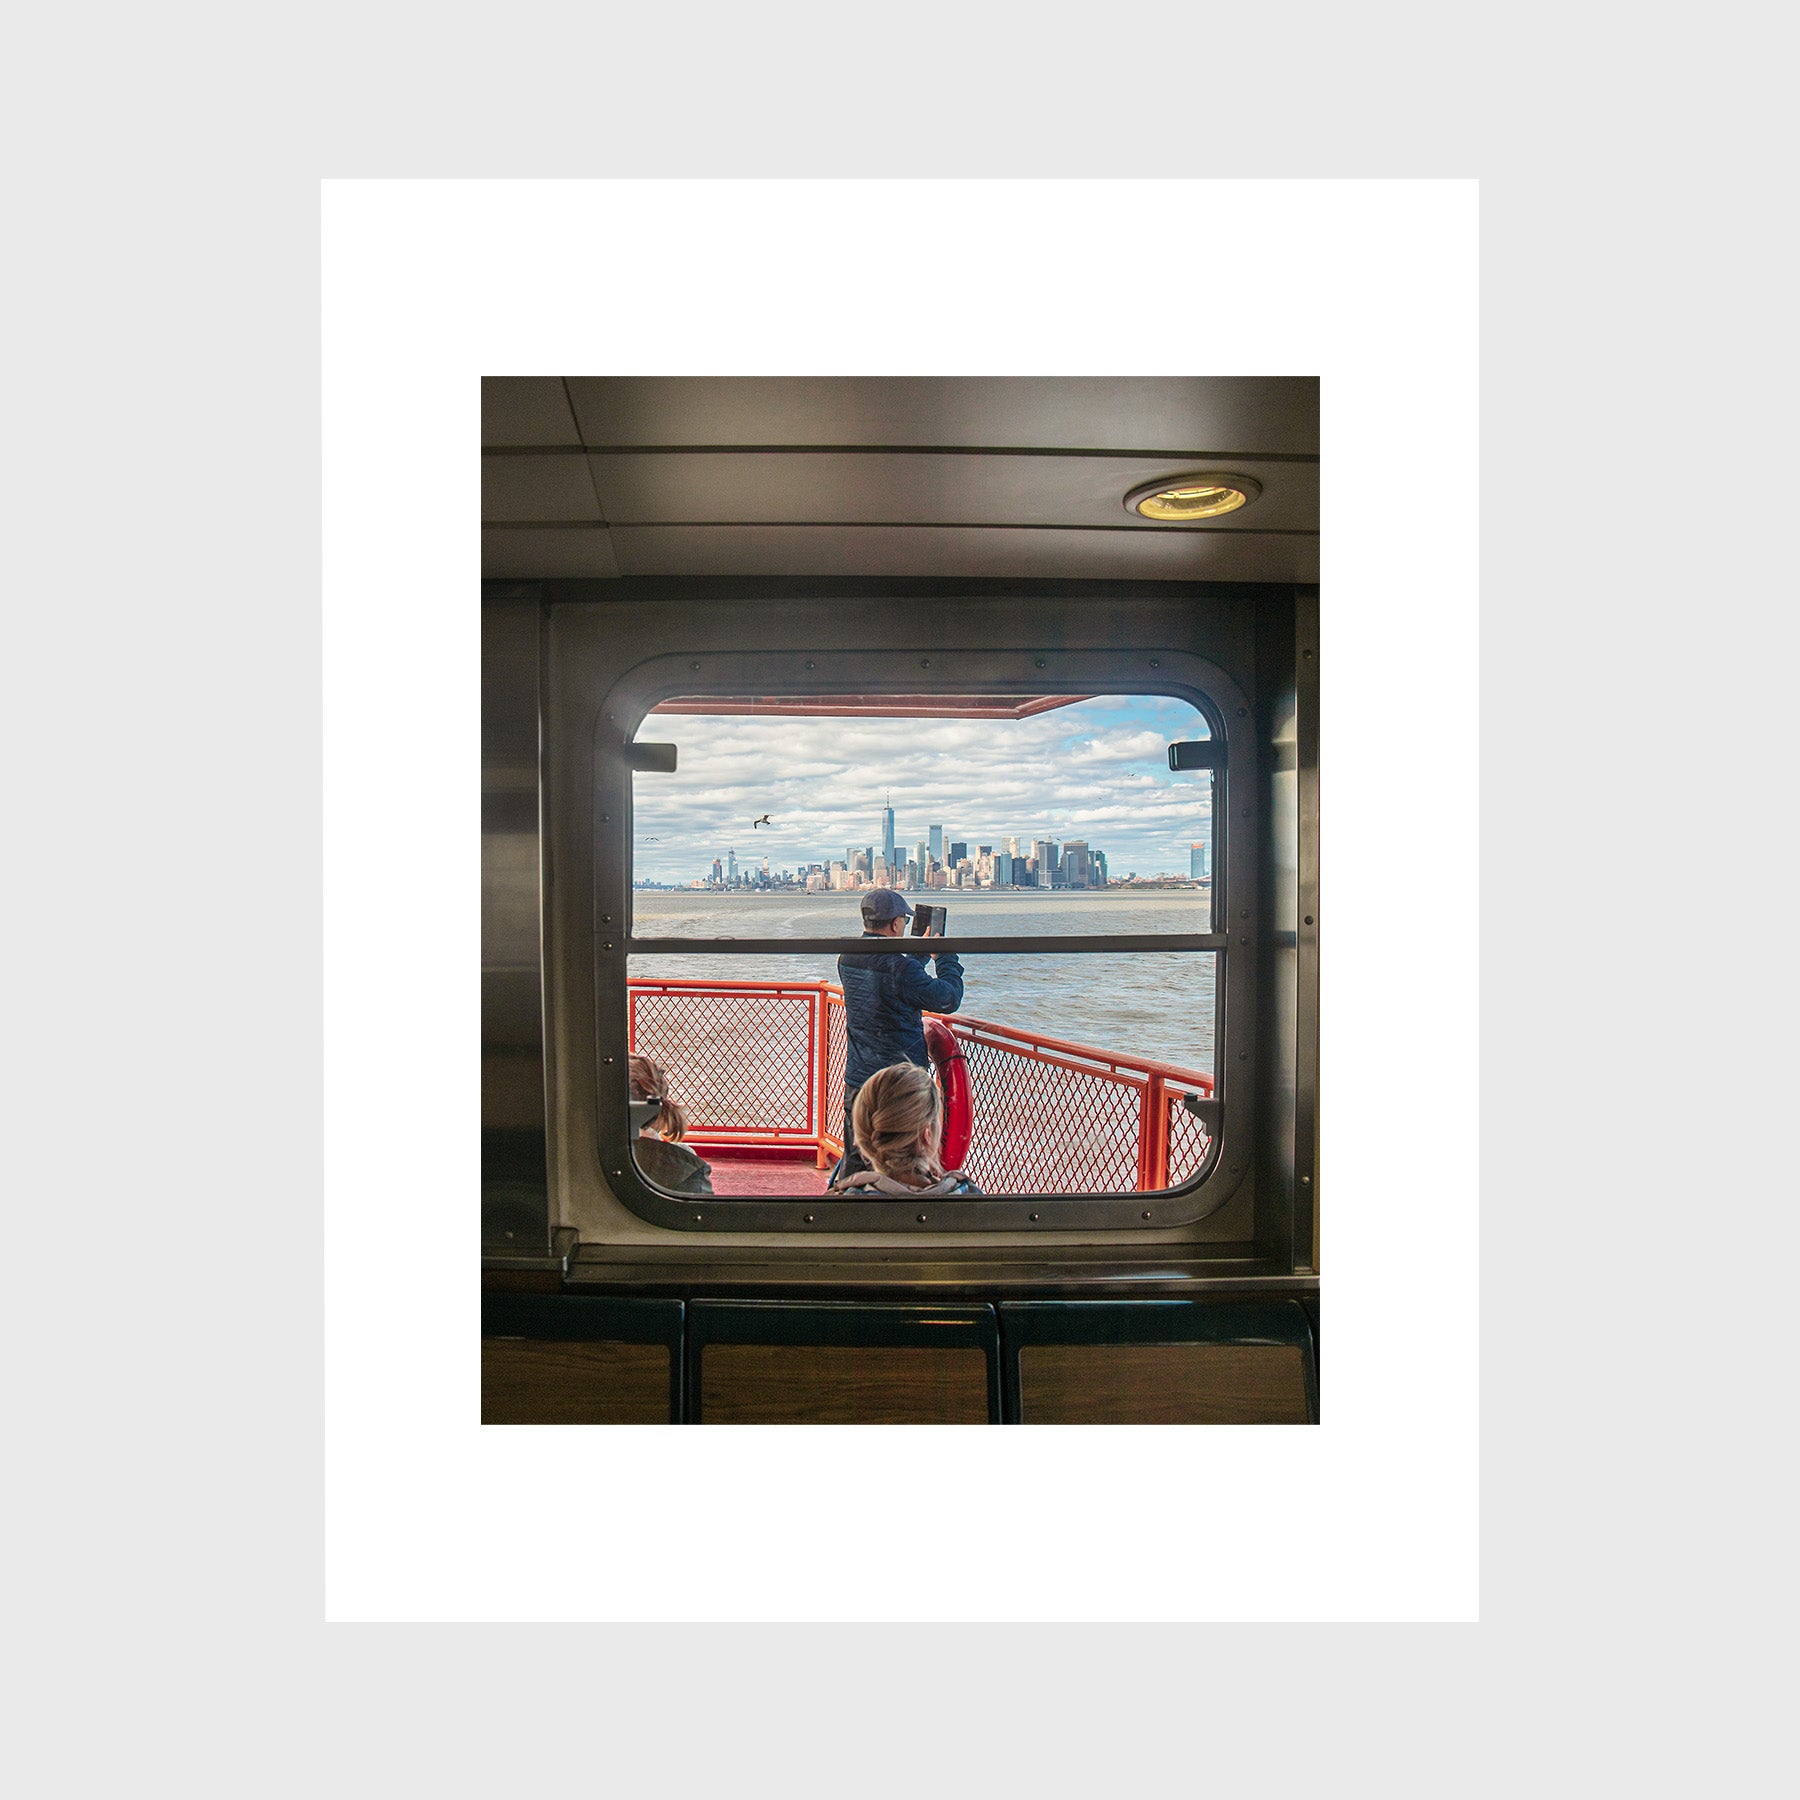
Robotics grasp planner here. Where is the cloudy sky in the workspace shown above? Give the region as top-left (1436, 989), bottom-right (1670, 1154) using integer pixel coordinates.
top-left (631, 695), bottom-right (1215, 883)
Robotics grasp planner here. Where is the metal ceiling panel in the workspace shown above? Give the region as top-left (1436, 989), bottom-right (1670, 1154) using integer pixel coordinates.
top-left (609, 524), bottom-right (1317, 583)
top-left (562, 377), bottom-right (1318, 456)
top-left (482, 526), bottom-right (621, 578)
top-left (482, 377), bottom-right (582, 447)
top-left (482, 452), bottom-right (604, 522)
top-left (582, 450), bottom-right (1315, 532)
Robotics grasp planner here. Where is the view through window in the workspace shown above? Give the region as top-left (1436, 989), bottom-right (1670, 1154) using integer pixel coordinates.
top-left (624, 694), bottom-right (1222, 1202)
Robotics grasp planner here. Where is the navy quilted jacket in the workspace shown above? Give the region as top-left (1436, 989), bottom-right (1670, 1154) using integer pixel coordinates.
top-left (838, 934), bottom-right (965, 1090)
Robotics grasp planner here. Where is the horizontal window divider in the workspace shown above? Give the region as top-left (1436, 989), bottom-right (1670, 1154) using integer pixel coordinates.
top-left (621, 934), bottom-right (1227, 956)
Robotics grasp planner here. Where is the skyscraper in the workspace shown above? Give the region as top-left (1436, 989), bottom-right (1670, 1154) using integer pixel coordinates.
top-left (881, 799), bottom-right (896, 870)
top-left (1190, 841), bottom-right (1210, 879)
top-left (727, 848), bottom-right (738, 883)
top-left (928, 824), bottom-right (943, 863)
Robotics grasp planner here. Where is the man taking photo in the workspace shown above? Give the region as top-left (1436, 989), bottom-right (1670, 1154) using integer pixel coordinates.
top-left (833, 889), bottom-right (964, 1181)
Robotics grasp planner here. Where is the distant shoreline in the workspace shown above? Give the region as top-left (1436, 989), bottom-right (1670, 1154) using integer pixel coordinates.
top-left (630, 883), bottom-right (1211, 895)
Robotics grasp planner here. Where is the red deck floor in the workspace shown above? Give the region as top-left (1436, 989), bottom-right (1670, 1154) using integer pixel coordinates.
top-left (696, 1149), bottom-right (834, 1197)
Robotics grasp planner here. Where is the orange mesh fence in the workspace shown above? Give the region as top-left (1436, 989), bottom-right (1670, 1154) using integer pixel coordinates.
top-left (822, 990), bottom-right (848, 1155)
top-left (951, 1028), bottom-right (1145, 1192)
top-left (625, 979), bottom-right (1213, 1190)
top-left (1166, 1090), bottom-right (1216, 1185)
top-left (628, 980), bottom-right (818, 1137)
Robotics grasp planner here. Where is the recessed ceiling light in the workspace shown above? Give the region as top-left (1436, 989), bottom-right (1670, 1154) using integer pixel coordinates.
top-left (1126, 474), bottom-right (1262, 522)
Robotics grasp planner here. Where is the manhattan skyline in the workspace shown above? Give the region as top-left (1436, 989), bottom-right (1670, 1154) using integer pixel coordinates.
top-left (629, 695), bottom-right (1215, 885)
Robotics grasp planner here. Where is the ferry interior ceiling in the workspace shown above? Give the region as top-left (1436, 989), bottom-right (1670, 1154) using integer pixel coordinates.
top-left (482, 376), bottom-right (1319, 1425)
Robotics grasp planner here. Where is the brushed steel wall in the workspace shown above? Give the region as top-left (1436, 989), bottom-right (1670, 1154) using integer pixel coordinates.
top-left (482, 592), bottom-right (549, 1246)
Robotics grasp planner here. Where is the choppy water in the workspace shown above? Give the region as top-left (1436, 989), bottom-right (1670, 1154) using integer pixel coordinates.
top-left (630, 889), bottom-right (1216, 1075)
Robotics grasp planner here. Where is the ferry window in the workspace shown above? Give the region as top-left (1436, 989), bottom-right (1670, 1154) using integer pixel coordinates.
top-left (609, 682), bottom-right (1240, 1221)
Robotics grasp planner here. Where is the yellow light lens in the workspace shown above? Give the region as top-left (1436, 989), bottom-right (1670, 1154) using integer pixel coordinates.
top-left (1133, 482), bottom-right (1252, 521)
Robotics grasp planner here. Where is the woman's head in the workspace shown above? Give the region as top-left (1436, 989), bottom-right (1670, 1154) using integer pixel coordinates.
top-left (629, 1054), bottom-right (688, 1142)
top-left (852, 1062), bottom-right (945, 1186)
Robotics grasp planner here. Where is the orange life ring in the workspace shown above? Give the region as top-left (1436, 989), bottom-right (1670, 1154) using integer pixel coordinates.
top-left (924, 1016), bottom-right (973, 1170)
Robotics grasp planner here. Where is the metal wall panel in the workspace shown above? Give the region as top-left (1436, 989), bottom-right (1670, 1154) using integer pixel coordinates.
top-left (482, 377), bottom-right (582, 447)
top-left (482, 453), bottom-right (604, 522)
top-left (483, 595), bottom-right (550, 1242)
top-left (578, 451), bottom-right (1316, 532)
top-left (605, 523), bottom-right (1318, 583)
top-left (482, 527), bottom-right (621, 579)
top-left (561, 376), bottom-right (1320, 456)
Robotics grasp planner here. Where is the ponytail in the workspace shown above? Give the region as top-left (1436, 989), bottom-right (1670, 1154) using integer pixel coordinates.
top-left (629, 1054), bottom-right (689, 1142)
top-left (852, 1063), bottom-right (946, 1187)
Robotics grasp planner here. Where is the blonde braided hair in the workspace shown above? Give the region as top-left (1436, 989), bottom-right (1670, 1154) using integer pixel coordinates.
top-left (852, 1062), bottom-right (945, 1188)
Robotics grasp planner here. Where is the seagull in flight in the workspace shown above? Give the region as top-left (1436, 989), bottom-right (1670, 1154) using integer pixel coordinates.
top-left (752, 814), bottom-right (772, 829)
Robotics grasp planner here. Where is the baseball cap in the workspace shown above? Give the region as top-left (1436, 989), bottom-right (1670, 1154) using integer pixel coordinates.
top-left (860, 889), bottom-right (914, 924)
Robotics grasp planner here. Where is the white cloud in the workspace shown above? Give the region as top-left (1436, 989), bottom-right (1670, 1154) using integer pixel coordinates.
top-left (632, 696), bottom-right (1217, 880)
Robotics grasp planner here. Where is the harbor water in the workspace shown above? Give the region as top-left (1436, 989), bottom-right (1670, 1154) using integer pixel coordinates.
top-left (630, 889), bottom-right (1217, 1075)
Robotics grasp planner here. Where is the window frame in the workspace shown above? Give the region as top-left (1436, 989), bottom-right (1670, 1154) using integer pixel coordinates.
top-left (592, 648), bottom-right (1255, 1234)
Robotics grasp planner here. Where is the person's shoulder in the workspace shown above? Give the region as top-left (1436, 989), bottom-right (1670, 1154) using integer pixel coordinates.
top-left (638, 1137), bottom-right (710, 1175)
top-left (826, 1170), bottom-right (886, 1196)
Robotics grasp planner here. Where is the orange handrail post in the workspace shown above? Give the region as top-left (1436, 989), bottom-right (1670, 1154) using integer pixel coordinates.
top-left (1135, 1071), bottom-right (1165, 1190)
top-left (1152, 1074), bottom-right (1171, 1190)
top-left (813, 980), bottom-right (833, 1169)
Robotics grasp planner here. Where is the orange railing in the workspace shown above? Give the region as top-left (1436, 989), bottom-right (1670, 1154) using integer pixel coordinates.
top-left (627, 978), bottom-right (1214, 1194)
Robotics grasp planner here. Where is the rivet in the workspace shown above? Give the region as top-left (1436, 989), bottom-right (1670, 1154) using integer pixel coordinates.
top-left (1301, 1175), bottom-right (1312, 1185)
top-left (1304, 915), bottom-right (1315, 926)
top-left (690, 661), bottom-right (701, 671)
top-left (601, 813), bottom-right (610, 821)
top-left (1238, 936), bottom-right (1248, 945)
top-left (604, 1056), bottom-right (615, 1064)
top-left (1034, 658), bottom-right (1047, 669)
top-left (1240, 807), bottom-right (1250, 817)
top-left (1238, 1051), bottom-right (1249, 1061)
top-left (805, 660), bottom-right (816, 670)
top-left (611, 1169), bottom-right (622, 1177)
top-left (920, 658), bottom-right (930, 668)
top-left (1303, 648), bottom-right (1314, 659)
top-left (1149, 658), bottom-right (1161, 669)
top-left (1239, 908), bottom-right (1249, 919)
top-left (917, 1213), bottom-right (927, 1223)
top-left (603, 914), bottom-right (613, 923)
top-left (805, 1214), bottom-right (815, 1223)
top-left (504, 1230), bottom-right (514, 1240)
top-left (694, 1214), bottom-right (703, 1223)
top-left (1237, 706), bottom-right (1247, 717)
top-left (1029, 1212), bottom-right (1040, 1221)
top-left (604, 943), bottom-right (613, 951)
top-left (1141, 1210), bottom-right (1152, 1221)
